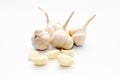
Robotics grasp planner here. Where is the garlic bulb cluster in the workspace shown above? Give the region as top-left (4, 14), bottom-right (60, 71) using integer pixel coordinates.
top-left (29, 7), bottom-right (96, 68)
top-left (32, 7), bottom-right (96, 51)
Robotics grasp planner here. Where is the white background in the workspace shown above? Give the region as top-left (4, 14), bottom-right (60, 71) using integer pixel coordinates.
top-left (0, 0), bottom-right (120, 80)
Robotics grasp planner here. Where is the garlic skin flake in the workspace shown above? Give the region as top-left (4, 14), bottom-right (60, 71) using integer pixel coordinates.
top-left (46, 50), bottom-right (60, 59)
top-left (57, 54), bottom-right (74, 67)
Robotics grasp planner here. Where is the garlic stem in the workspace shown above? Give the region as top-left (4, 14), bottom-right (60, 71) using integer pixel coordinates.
top-left (83, 14), bottom-right (96, 30)
top-left (39, 7), bottom-right (50, 24)
top-left (63, 11), bottom-right (75, 30)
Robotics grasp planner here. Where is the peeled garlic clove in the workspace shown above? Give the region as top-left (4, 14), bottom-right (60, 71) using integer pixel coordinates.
top-left (72, 32), bottom-right (86, 46)
top-left (61, 49), bottom-right (74, 56)
top-left (57, 54), bottom-right (74, 67)
top-left (46, 50), bottom-right (60, 59)
top-left (62, 36), bottom-right (73, 49)
top-left (28, 51), bottom-right (40, 60)
top-left (31, 55), bottom-right (48, 66)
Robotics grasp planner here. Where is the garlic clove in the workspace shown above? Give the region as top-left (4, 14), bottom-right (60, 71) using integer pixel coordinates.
top-left (31, 55), bottom-right (48, 66)
top-left (57, 54), bottom-right (74, 67)
top-left (28, 51), bottom-right (40, 60)
top-left (61, 49), bottom-right (74, 56)
top-left (46, 50), bottom-right (60, 59)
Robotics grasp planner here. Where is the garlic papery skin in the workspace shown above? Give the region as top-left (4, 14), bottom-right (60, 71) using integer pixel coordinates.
top-left (32, 30), bottom-right (50, 50)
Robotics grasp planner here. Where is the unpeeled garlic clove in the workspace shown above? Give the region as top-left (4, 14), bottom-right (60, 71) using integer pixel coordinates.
top-left (46, 50), bottom-right (60, 59)
top-left (31, 55), bottom-right (48, 66)
top-left (57, 54), bottom-right (74, 67)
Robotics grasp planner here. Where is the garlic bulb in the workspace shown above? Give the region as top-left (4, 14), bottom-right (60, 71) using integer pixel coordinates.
top-left (51, 11), bottom-right (75, 49)
top-left (69, 14), bottom-right (96, 46)
top-left (32, 29), bottom-right (50, 50)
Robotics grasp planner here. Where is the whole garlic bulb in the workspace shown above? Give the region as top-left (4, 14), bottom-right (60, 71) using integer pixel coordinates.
top-left (69, 14), bottom-right (96, 46)
top-left (51, 11), bottom-right (75, 49)
top-left (32, 29), bottom-right (50, 50)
